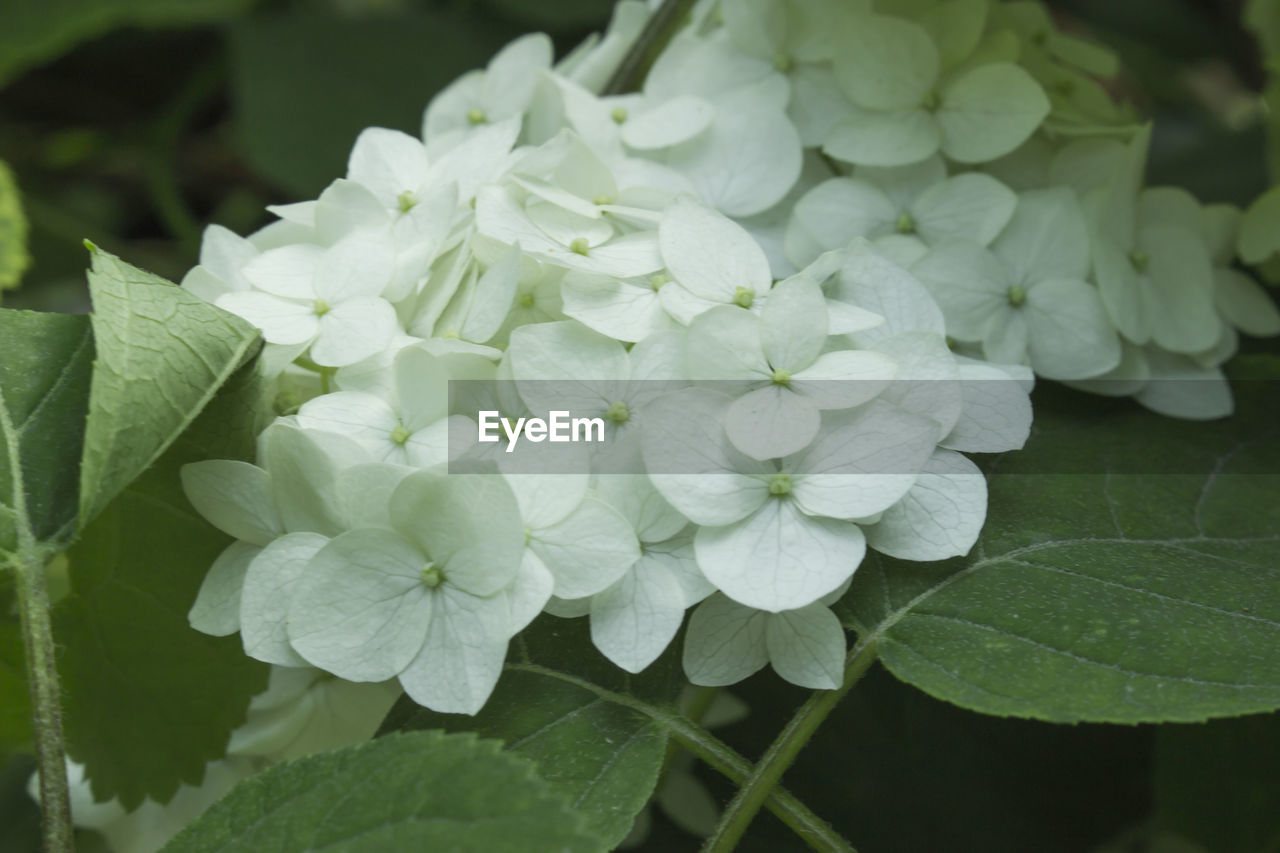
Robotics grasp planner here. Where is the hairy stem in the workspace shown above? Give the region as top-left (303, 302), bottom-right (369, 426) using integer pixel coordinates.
top-left (700, 641), bottom-right (880, 853)
top-left (13, 547), bottom-right (74, 853)
top-left (601, 0), bottom-right (699, 95)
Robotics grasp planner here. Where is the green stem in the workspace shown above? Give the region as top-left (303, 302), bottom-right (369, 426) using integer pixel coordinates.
top-left (507, 662), bottom-right (854, 853)
top-left (700, 640), bottom-right (880, 853)
top-left (14, 548), bottom-right (74, 853)
top-left (601, 0), bottom-right (699, 95)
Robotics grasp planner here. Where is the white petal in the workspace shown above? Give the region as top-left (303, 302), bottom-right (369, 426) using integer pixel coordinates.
top-left (992, 188), bottom-right (1091, 283)
top-left (181, 460), bottom-right (281, 546)
top-left (622, 94), bottom-right (716, 149)
top-left (937, 63), bottom-right (1049, 163)
top-left (912, 173), bottom-right (1017, 247)
top-left (530, 496), bottom-right (640, 599)
top-left (823, 107), bottom-right (940, 168)
top-left (240, 532), bottom-right (328, 667)
top-left (1024, 278), bottom-right (1122, 380)
top-left (766, 604), bottom-right (846, 689)
top-left (347, 127), bottom-right (430, 207)
top-left (399, 587), bottom-right (511, 715)
top-left (910, 241), bottom-right (1009, 341)
top-left (391, 472), bottom-right (525, 596)
top-left (790, 349), bottom-right (897, 408)
top-left (287, 530), bottom-right (432, 681)
top-left (296, 392), bottom-right (400, 457)
top-left (311, 298), bottom-right (399, 368)
top-left (315, 231), bottom-right (397, 303)
top-left (835, 241), bottom-right (946, 340)
top-left (189, 541), bottom-right (258, 636)
top-left (789, 402), bottom-right (938, 519)
top-left (761, 278), bottom-right (829, 371)
top-left (682, 594), bottom-right (770, 686)
top-left (242, 245), bottom-right (322, 299)
top-left (561, 272), bottom-right (673, 343)
top-left (660, 198), bottom-right (771, 302)
top-left (510, 550), bottom-right (555, 634)
top-left (940, 362), bottom-right (1033, 453)
top-left (1215, 267), bottom-right (1280, 337)
top-left (505, 473), bottom-right (589, 529)
top-left (216, 292), bottom-right (318, 347)
top-left (696, 500), bottom-right (866, 612)
top-left (833, 13), bottom-right (938, 110)
top-left (687, 306), bottom-right (771, 379)
top-left (785, 178), bottom-right (896, 268)
top-left (865, 450), bottom-right (987, 561)
top-left (591, 562), bottom-right (688, 672)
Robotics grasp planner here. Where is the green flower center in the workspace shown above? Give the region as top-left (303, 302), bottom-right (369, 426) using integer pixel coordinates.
top-left (610, 106), bottom-right (628, 124)
top-left (922, 90), bottom-right (941, 111)
top-left (518, 291), bottom-right (536, 308)
top-left (650, 273), bottom-right (671, 292)
top-left (569, 237), bottom-right (591, 256)
top-left (272, 389), bottom-right (301, 417)
top-left (605, 401), bottom-right (631, 423)
top-left (420, 563), bottom-right (444, 588)
top-left (593, 193), bottom-right (613, 206)
top-left (466, 108), bottom-right (488, 125)
top-left (1129, 250), bottom-right (1150, 273)
top-left (733, 286), bottom-right (755, 308)
top-left (771, 368), bottom-right (792, 386)
top-left (773, 51), bottom-right (794, 72)
top-left (390, 424), bottom-right (411, 445)
top-left (1007, 285), bottom-right (1028, 307)
top-left (312, 299), bottom-right (331, 317)
top-left (895, 211), bottom-right (916, 234)
top-left (441, 328), bottom-right (460, 339)
top-left (768, 473), bottom-right (793, 496)
top-left (397, 190), bottom-right (418, 212)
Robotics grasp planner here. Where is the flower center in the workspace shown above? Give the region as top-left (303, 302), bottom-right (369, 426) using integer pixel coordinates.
top-left (518, 291), bottom-right (536, 308)
top-left (1007, 285), bottom-right (1027, 307)
top-left (1129, 250), bottom-right (1150, 273)
top-left (312, 299), bottom-right (331, 316)
top-left (272, 389), bottom-right (301, 416)
top-left (771, 368), bottom-right (792, 386)
top-left (397, 190), bottom-right (418, 212)
top-left (390, 424), bottom-right (411, 445)
top-left (441, 328), bottom-right (460, 339)
top-left (768, 473), bottom-right (793, 496)
top-left (611, 106), bottom-right (629, 124)
top-left (895, 212), bottom-right (916, 234)
top-left (420, 563), bottom-right (444, 588)
top-left (593, 193), bottom-right (613, 206)
top-left (922, 90), bottom-right (941, 111)
top-left (733, 286), bottom-right (755, 308)
top-left (650, 273), bottom-right (670, 292)
top-left (569, 237), bottom-right (591, 256)
top-left (773, 51), bottom-right (793, 72)
top-left (605, 401), bottom-right (630, 423)
top-left (466, 108), bottom-right (488, 125)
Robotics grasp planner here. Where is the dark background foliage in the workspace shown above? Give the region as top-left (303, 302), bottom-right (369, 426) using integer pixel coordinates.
top-left (1, 1), bottom-right (1278, 851)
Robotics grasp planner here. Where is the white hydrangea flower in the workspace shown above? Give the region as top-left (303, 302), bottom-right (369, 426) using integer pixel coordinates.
top-left (423, 33), bottom-right (553, 145)
top-left (218, 230), bottom-right (402, 367)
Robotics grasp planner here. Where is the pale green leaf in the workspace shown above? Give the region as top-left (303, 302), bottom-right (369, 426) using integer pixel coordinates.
top-left (837, 375), bottom-right (1280, 723)
top-left (161, 730), bottom-right (606, 853)
top-left (78, 245), bottom-right (262, 531)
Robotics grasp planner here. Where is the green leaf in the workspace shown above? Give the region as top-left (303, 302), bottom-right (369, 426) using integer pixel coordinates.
top-left (0, 308), bottom-right (94, 557)
top-left (0, 160), bottom-right (30, 296)
top-left (837, 378), bottom-right (1280, 724)
top-left (229, 11), bottom-right (519, 197)
top-left (77, 244), bottom-right (260, 531)
top-left (0, 0), bottom-right (251, 89)
top-left (1154, 711), bottom-right (1280, 852)
top-left (0, 618), bottom-right (31, 756)
top-left (381, 617), bottom-right (681, 848)
top-left (161, 730), bottom-right (606, 853)
top-left (56, 362), bottom-right (269, 809)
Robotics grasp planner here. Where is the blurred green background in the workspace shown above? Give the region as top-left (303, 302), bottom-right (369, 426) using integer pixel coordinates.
top-left (1, 1), bottom-right (1278, 851)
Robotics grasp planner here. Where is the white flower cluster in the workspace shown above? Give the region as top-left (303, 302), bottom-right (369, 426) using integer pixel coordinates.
top-left (178, 0), bottom-right (1274, 716)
